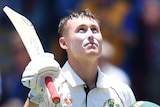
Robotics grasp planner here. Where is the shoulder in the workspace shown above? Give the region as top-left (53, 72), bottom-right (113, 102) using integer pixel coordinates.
top-left (111, 81), bottom-right (133, 96)
top-left (106, 75), bottom-right (133, 95)
top-left (102, 73), bottom-right (136, 100)
top-left (110, 79), bottom-right (136, 105)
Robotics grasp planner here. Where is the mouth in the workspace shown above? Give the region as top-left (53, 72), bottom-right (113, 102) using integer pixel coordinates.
top-left (82, 38), bottom-right (99, 48)
top-left (84, 42), bottom-right (98, 47)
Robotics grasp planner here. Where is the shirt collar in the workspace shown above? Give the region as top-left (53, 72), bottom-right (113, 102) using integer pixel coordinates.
top-left (96, 67), bottom-right (112, 88)
top-left (61, 61), bottom-right (112, 88)
top-left (61, 61), bottom-right (85, 87)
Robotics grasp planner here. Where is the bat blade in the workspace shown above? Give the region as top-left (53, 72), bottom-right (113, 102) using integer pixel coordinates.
top-left (3, 6), bottom-right (44, 60)
top-left (3, 6), bottom-right (60, 104)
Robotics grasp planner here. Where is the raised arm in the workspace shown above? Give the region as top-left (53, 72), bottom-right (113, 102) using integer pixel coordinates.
top-left (24, 98), bottom-right (39, 107)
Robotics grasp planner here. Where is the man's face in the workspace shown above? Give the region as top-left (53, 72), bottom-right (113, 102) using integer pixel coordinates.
top-left (62, 16), bottom-right (103, 59)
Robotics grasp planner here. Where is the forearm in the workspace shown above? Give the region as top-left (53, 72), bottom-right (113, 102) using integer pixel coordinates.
top-left (24, 98), bottom-right (39, 107)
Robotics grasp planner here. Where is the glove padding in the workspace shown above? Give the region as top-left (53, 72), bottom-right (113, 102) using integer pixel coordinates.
top-left (21, 53), bottom-right (61, 94)
top-left (28, 89), bottom-right (44, 104)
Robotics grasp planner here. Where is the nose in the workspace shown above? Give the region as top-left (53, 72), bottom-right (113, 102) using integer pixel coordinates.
top-left (87, 29), bottom-right (94, 40)
top-left (88, 35), bottom-right (94, 40)
top-left (87, 34), bottom-right (94, 43)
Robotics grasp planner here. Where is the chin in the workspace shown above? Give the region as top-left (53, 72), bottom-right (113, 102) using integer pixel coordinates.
top-left (86, 51), bottom-right (101, 58)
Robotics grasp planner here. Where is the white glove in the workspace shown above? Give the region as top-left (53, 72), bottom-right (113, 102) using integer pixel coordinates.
top-left (28, 89), bottom-right (44, 104)
top-left (21, 53), bottom-right (61, 104)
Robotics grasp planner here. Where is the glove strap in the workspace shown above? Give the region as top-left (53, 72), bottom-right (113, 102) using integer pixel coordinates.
top-left (28, 90), bottom-right (44, 104)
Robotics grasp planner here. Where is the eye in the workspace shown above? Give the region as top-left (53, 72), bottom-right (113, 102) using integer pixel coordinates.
top-left (78, 28), bottom-right (86, 33)
top-left (91, 28), bottom-right (98, 33)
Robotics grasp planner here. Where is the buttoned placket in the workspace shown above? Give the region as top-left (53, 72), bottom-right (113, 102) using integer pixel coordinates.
top-left (83, 84), bottom-right (90, 107)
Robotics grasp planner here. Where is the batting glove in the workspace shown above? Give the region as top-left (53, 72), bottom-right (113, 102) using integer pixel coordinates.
top-left (21, 52), bottom-right (61, 104)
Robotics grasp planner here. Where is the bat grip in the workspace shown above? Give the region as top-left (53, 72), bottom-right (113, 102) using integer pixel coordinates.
top-left (45, 76), bottom-right (60, 104)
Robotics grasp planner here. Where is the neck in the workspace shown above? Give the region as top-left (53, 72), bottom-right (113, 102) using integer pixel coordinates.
top-left (68, 57), bottom-right (98, 89)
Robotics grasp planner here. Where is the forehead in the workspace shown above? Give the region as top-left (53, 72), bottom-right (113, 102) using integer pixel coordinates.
top-left (66, 16), bottom-right (99, 28)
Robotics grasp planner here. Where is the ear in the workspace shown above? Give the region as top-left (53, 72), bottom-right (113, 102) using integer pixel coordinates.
top-left (59, 36), bottom-right (68, 50)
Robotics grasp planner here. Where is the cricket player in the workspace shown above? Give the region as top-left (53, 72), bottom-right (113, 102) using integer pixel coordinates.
top-left (22, 9), bottom-right (136, 107)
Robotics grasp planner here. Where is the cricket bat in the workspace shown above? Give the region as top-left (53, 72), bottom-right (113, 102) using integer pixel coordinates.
top-left (3, 6), bottom-right (60, 104)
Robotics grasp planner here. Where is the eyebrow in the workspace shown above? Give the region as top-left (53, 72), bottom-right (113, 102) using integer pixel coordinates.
top-left (77, 22), bottom-right (99, 27)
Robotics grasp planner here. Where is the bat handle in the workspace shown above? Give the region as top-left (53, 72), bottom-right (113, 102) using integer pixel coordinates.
top-left (45, 76), bottom-right (60, 104)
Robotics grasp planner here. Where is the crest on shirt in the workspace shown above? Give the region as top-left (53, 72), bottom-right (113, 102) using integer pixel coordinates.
top-left (108, 99), bottom-right (115, 107)
top-left (102, 99), bottom-right (120, 107)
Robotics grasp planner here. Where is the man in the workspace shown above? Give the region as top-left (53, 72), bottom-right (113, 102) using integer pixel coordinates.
top-left (22, 9), bottom-right (136, 107)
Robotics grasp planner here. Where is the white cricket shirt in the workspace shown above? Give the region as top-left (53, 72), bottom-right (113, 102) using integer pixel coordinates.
top-left (40, 61), bottom-right (136, 107)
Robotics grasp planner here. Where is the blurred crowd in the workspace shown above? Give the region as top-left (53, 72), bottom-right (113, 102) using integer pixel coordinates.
top-left (0, 0), bottom-right (160, 106)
